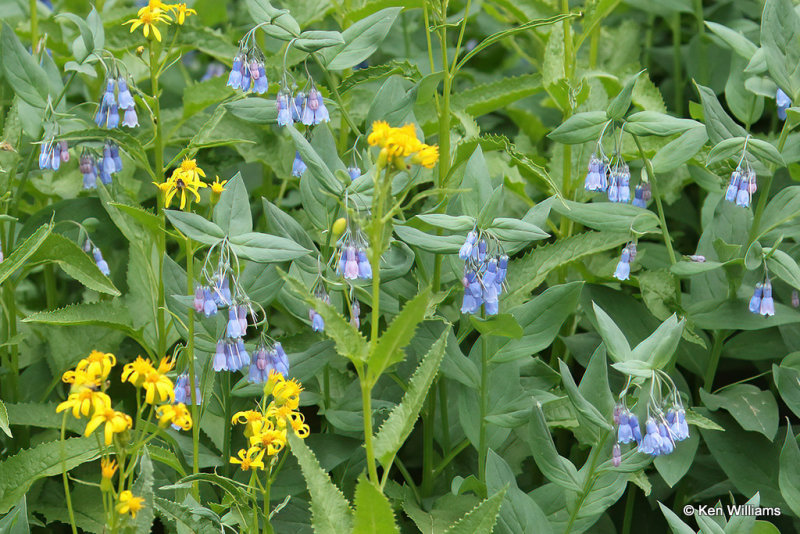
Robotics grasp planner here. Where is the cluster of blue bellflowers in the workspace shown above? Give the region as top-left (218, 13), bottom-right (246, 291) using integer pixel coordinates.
top-left (38, 140), bottom-right (69, 170)
top-left (95, 77), bottom-right (138, 129)
top-left (584, 153), bottom-right (632, 204)
top-left (725, 166), bottom-right (757, 208)
top-left (458, 231), bottom-right (508, 316)
top-left (749, 275), bottom-right (776, 317)
top-left (612, 403), bottom-right (689, 465)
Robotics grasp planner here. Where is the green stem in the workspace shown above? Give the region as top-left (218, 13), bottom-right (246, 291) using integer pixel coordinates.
top-left (561, 0), bottom-right (573, 79)
top-left (478, 310), bottom-right (489, 484)
top-left (421, 381), bottom-right (436, 496)
top-left (621, 485), bottom-right (636, 534)
top-left (262, 481), bottom-right (273, 534)
top-left (437, 18), bottom-right (452, 192)
top-left (223, 371), bottom-right (232, 476)
top-left (703, 330), bottom-right (727, 392)
top-left (563, 431), bottom-right (609, 533)
top-left (29, 0), bottom-right (38, 51)
top-left (60, 415), bottom-right (78, 534)
top-left (432, 438), bottom-right (470, 477)
top-left (634, 134), bottom-right (676, 264)
top-left (671, 12), bottom-right (683, 115)
top-left (360, 370), bottom-right (380, 484)
top-left (185, 236), bottom-right (200, 496)
top-left (149, 39), bottom-right (167, 359)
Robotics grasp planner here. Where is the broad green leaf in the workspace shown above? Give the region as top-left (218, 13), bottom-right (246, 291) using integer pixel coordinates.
top-left (548, 112), bottom-right (610, 144)
top-left (758, 186), bottom-right (800, 237)
top-left (225, 98), bottom-right (277, 124)
top-left (0, 437), bottom-right (100, 513)
top-left (779, 427), bottom-right (800, 516)
top-left (624, 111), bottom-right (702, 136)
top-left (461, 146), bottom-right (494, 218)
top-left (477, 186), bottom-right (505, 229)
top-left (761, 0), bottom-right (800, 100)
top-left (630, 314), bottom-right (685, 369)
top-left (450, 74), bottom-right (542, 119)
top-left (368, 287), bottom-right (433, 381)
top-left (294, 30), bottom-right (345, 53)
top-left (287, 432), bottom-right (353, 534)
top-left (654, 431), bottom-right (699, 487)
top-left (285, 123), bottom-right (342, 194)
top-left (578, 346), bottom-right (616, 422)
top-left (229, 232), bottom-right (310, 263)
top-left (550, 199), bottom-right (660, 233)
top-left (165, 210), bottom-right (225, 245)
top-left (559, 360), bottom-right (612, 439)
top-left (766, 249), bottom-right (800, 289)
top-left (725, 493), bottom-right (760, 534)
top-left (0, 22), bottom-right (55, 109)
top-left (133, 450), bottom-right (155, 533)
top-left (705, 21), bottom-right (758, 59)
top-left (442, 489), bottom-right (507, 534)
top-left (748, 138), bottom-right (785, 166)
top-left (0, 223), bottom-right (51, 286)
top-left (506, 230), bottom-right (630, 309)
top-left (611, 359), bottom-right (656, 378)
top-left (352, 476), bottom-right (399, 534)
top-left (700, 385), bottom-right (779, 440)
top-left (23, 301), bottom-right (140, 341)
top-left (5, 403), bottom-right (82, 434)
top-left (213, 172), bottom-right (252, 236)
top-left (493, 282), bottom-right (583, 362)
top-left (485, 450), bottom-right (552, 534)
top-left (487, 218), bottom-right (549, 242)
top-left (0, 496), bottom-right (28, 534)
top-left (282, 273), bottom-right (369, 362)
top-left (591, 303), bottom-right (633, 362)
top-left (652, 125), bottom-right (709, 173)
top-left (694, 82), bottom-right (748, 144)
top-left (26, 233), bottom-right (120, 296)
top-left (659, 502), bottom-right (696, 534)
top-left (164, 473), bottom-right (249, 503)
top-left (321, 8), bottom-right (402, 70)
top-left (773, 355), bottom-right (800, 419)
top-left (263, 198), bottom-right (317, 251)
top-left (469, 314), bottom-right (523, 339)
top-left (689, 299), bottom-right (800, 330)
top-left (373, 330), bottom-right (447, 468)
top-left (415, 214), bottom-right (475, 231)
top-left (393, 225), bottom-right (464, 253)
top-left (153, 497), bottom-right (221, 534)
top-left (523, 404), bottom-right (582, 491)
top-left (671, 260), bottom-right (725, 276)
top-left (247, 0), bottom-right (301, 36)
top-left (56, 13), bottom-right (95, 61)
top-left (607, 70), bottom-right (644, 120)
top-left (0, 401), bottom-right (10, 438)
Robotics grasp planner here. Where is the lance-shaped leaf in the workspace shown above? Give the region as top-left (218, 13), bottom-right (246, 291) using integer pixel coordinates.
top-left (229, 232), bottom-right (310, 263)
top-left (373, 330), bottom-right (447, 468)
top-left (779, 425), bottom-right (800, 516)
top-left (523, 404), bottom-right (582, 492)
top-left (630, 314), bottom-right (685, 369)
top-left (282, 273), bottom-right (369, 362)
top-left (165, 210), bottom-right (225, 245)
top-left (559, 360), bottom-right (612, 441)
top-left (607, 70), bottom-right (644, 120)
top-left (213, 172), bottom-right (252, 236)
top-left (287, 432), bottom-right (353, 534)
top-left (591, 303), bottom-right (632, 362)
top-left (442, 489), bottom-right (508, 534)
top-left (548, 111), bottom-right (610, 144)
top-left (133, 450), bottom-right (155, 533)
top-left (352, 475), bottom-right (399, 534)
top-left (320, 8), bottom-right (402, 70)
top-left (368, 287), bottom-right (432, 382)
top-left (0, 223), bottom-right (52, 286)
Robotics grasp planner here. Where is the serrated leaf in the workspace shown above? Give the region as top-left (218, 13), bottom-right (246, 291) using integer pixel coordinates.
top-left (368, 287), bottom-right (432, 382)
top-left (451, 74), bottom-right (542, 118)
top-left (442, 489), bottom-right (507, 534)
top-left (0, 437), bottom-right (100, 513)
top-left (23, 302), bottom-right (141, 343)
top-left (132, 450), bottom-right (155, 533)
top-left (153, 497), bottom-right (221, 534)
top-left (373, 330), bottom-right (447, 468)
top-left (287, 432), bottom-right (353, 534)
top-left (0, 401), bottom-right (10, 439)
top-left (25, 233), bottom-right (120, 295)
top-left (5, 403), bottom-right (82, 434)
top-left (0, 223), bottom-right (51, 285)
top-left (352, 476), bottom-right (399, 534)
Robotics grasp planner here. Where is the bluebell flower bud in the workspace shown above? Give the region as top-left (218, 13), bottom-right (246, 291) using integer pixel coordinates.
top-left (613, 248), bottom-right (631, 281)
top-left (725, 171), bottom-right (740, 203)
top-left (760, 279), bottom-right (775, 316)
top-left (348, 167), bottom-right (360, 181)
top-left (110, 144), bottom-right (123, 172)
top-left (238, 305), bottom-right (248, 334)
top-left (59, 141), bottom-right (70, 163)
top-left (344, 246), bottom-right (359, 280)
top-left (292, 93), bottom-right (305, 122)
top-left (213, 340), bottom-right (228, 372)
top-left (213, 276), bottom-right (231, 306)
top-left (51, 142), bottom-right (62, 170)
top-left (461, 270), bottom-right (483, 314)
top-left (777, 88), bottom-right (791, 121)
top-left (749, 282), bottom-right (763, 314)
top-left (638, 418), bottom-right (663, 456)
top-left (117, 78), bottom-right (135, 110)
top-left (292, 151), bottom-right (307, 177)
top-left (629, 413), bottom-right (642, 443)
top-left (672, 409), bottom-right (689, 441)
top-left (102, 145), bottom-right (115, 176)
top-left (39, 142), bottom-right (51, 170)
top-left (459, 231), bottom-right (477, 261)
top-left (174, 374), bottom-right (201, 405)
top-left (227, 55), bottom-right (243, 89)
top-left (584, 154), bottom-right (607, 192)
top-left (240, 62), bottom-right (251, 93)
top-left (477, 239), bottom-right (487, 263)
top-left (276, 91), bottom-right (293, 126)
top-left (301, 88), bottom-right (330, 125)
top-left (613, 405), bottom-right (621, 426)
top-left (793, 289), bottom-right (799, 308)
top-left (496, 254), bottom-right (508, 287)
top-left (357, 250), bottom-right (372, 279)
top-left (309, 308), bottom-right (325, 332)
top-left (226, 307), bottom-right (242, 338)
top-left (102, 79), bottom-right (116, 108)
top-left (351, 300), bottom-right (361, 329)
top-left (338, 248), bottom-right (347, 275)
top-left (633, 182), bottom-right (650, 208)
top-left (272, 342), bottom-right (290, 377)
top-left (618, 165), bottom-right (631, 203)
top-left (93, 247), bottom-right (110, 275)
top-left (253, 63), bottom-right (268, 94)
top-left (193, 285), bottom-right (204, 313)
top-left (689, 255), bottom-right (705, 262)
top-left (617, 411), bottom-right (634, 443)
top-left (658, 423), bottom-right (674, 455)
top-left (612, 443), bottom-right (621, 467)
top-left (122, 107), bottom-right (139, 128)
top-left (249, 346), bottom-right (269, 383)
top-left (203, 288), bottom-right (218, 317)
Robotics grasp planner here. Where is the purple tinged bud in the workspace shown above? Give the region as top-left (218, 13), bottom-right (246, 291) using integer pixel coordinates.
top-left (348, 167), bottom-right (360, 181)
top-left (351, 300), bottom-right (361, 329)
top-left (760, 280), bottom-right (775, 316)
top-left (612, 443), bottom-right (621, 467)
top-left (777, 88), bottom-right (791, 121)
top-left (193, 285), bottom-right (204, 313)
top-left (357, 250), bottom-right (372, 279)
top-left (292, 93), bottom-right (304, 122)
top-left (276, 92), bottom-right (293, 126)
top-left (60, 141), bottom-right (69, 162)
top-left (203, 288), bottom-right (218, 317)
top-left (749, 282), bottom-right (763, 314)
top-left (292, 151), bottom-right (307, 177)
top-left (792, 290), bottom-right (799, 308)
top-left (344, 246), bottom-right (359, 280)
top-left (93, 247), bottom-right (110, 275)
top-left (629, 414), bottom-right (642, 443)
top-left (689, 255), bottom-right (705, 262)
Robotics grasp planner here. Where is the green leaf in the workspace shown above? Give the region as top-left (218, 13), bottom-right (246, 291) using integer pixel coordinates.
top-left (373, 330), bottom-right (447, 468)
top-left (165, 210), bottom-right (225, 245)
top-left (652, 125), bottom-right (709, 173)
top-left (0, 437), bottom-right (100, 513)
top-left (761, 0), bottom-right (800, 100)
top-left (368, 287), bottom-right (432, 381)
top-left (229, 232), bottom-right (310, 263)
top-left (550, 199), bottom-right (660, 233)
top-left (559, 360), bottom-right (612, 439)
top-left (493, 282), bottom-right (583, 363)
top-left (694, 82), bottom-right (748, 144)
top-left (487, 218), bottom-right (549, 242)
top-left (5, 403), bottom-right (82, 434)
top-left (671, 260), bottom-right (725, 276)
top-left (56, 13), bottom-right (95, 61)
top-left (26, 233), bottom-right (120, 296)
top-left (469, 314), bottom-right (523, 339)
top-left (759, 186), bottom-right (800, 237)
top-left (321, 8), bottom-right (401, 70)
top-left (779, 426), bottom-right (800, 516)
top-left (287, 432), bottom-right (353, 534)
top-left (294, 30), bottom-right (345, 53)
top-left (684, 409), bottom-right (725, 431)
top-left (654, 431), bottom-right (699, 488)
top-left (630, 314), bottom-right (685, 369)
top-left (224, 98), bottom-right (277, 124)
top-left (23, 302), bottom-right (140, 342)
top-left (766, 249), bottom-right (800, 289)
top-left (700, 385), bottom-right (779, 440)
top-left (262, 198), bottom-right (317, 251)
top-left (461, 146), bottom-right (494, 218)
top-left (57, 128), bottom-right (151, 176)
top-left (285, 123), bottom-right (342, 194)
top-left (133, 450), bottom-right (155, 533)
top-left (0, 496), bottom-right (28, 534)
top-left (442, 489), bottom-right (507, 534)
top-left (689, 299), bottom-right (800, 330)
top-left (506, 230), bottom-right (631, 309)
top-left (523, 404), bottom-right (582, 491)
top-left (282, 273), bottom-right (369, 362)
top-left (393, 225), bottom-right (464, 253)
top-left (658, 502), bottom-right (696, 534)
top-left (164, 473), bottom-right (249, 503)
top-left (0, 401), bottom-right (10, 439)
top-left (485, 450), bottom-right (553, 534)
top-left (548, 112), bottom-right (610, 144)
top-left (0, 22), bottom-right (55, 109)
top-left (0, 223), bottom-right (51, 285)
top-left (352, 476), bottom-right (399, 534)
top-left (450, 74), bottom-right (542, 119)
top-left (591, 303), bottom-right (633, 362)
top-left (705, 21), bottom-right (758, 59)
top-left (624, 111), bottom-right (702, 136)
top-left (415, 214), bottom-right (475, 231)
top-left (153, 497), bottom-right (221, 534)
top-left (213, 172), bottom-right (252, 236)
top-left (607, 70), bottom-right (644, 120)
top-left (773, 355), bottom-right (800, 419)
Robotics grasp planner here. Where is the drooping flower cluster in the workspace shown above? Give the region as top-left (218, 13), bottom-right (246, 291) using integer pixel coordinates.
top-left (83, 236), bottom-right (110, 276)
top-left (248, 340), bottom-right (289, 383)
top-left (124, 1), bottom-right (195, 42)
top-left (613, 242), bottom-right (637, 281)
top-left (612, 373), bottom-right (690, 464)
top-left (584, 152), bottom-right (631, 203)
top-left (39, 139), bottom-right (69, 170)
top-left (632, 182), bottom-right (651, 208)
top-left (275, 84), bottom-right (330, 127)
top-left (725, 164), bottom-right (757, 208)
top-left (334, 217), bottom-right (372, 282)
top-left (777, 88), bottom-right (791, 121)
top-left (458, 230), bottom-right (508, 316)
top-left (367, 121), bottom-right (439, 170)
top-left (95, 77), bottom-right (138, 129)
top-left (308, 280), bottom-right (330, 332)
top-left (227, 41), bottom-right (269, 95)
top-left (230, 371), bottom-right (309, 471)
top-left (749, 274), bottom-right (775, 317)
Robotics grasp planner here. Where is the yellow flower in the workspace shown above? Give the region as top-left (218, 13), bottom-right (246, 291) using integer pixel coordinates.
top-left (179, 158), bottom-right (206, 182)
top-left (121, 356), bottom-right (155, 387)
top-left (125, 6), bottom-right (172, 42)
top-left (232, 410), bottom-right (264, 438)
top-left (263, 369), bottom-right (284, 397)
top-left (272, 378), bottom-right (303, 409)
top-left (76, 350), bottom-right (116, 381)
top-left (249, 426), bottom-right (287, 456)
top-left (367, 121), bottom-right (438, 169)
top-left (85, 407), bottom-right (132, 445)
top-left (210, 176), bottom-right (227, 195)
top-left (156, 403), bottom-right (193, 430)
top-left (287, 411), bottom-right (310, 438)
top-left (116, 490), bottom-right (145, 518)
top-left (100, 458), bottom-right (118, 491)
top-left (162, 167), bottom-right (207, 210)
top-left (367, 120), bottom-right (392, 147)
top-left (62, 368), bottom-right (101, 392)
top-left (229, 447), bottom-right (266, 471)
top-left (411, 144), bottom-right (439, 169)
top-left (175, 3), bottom-right (196, 24)
top-left (142, 371), bottom-right (175, 404)
top-left (56, 389), bottom-right (111, 419)
top-left (156, 356), bottom-right (175, 374)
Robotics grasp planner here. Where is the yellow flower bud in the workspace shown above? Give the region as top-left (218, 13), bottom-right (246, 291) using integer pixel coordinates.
top-left (332, 217), bottom-right (347, 238)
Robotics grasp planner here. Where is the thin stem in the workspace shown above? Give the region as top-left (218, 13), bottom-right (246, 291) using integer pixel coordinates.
top-left (223, 371), bottom-right (232, 476)
top-left (478, 310), bottom-right (489, 484)
top-left (432, 438), bottom-right (470, 477)
top-left (634, 134), bottom-right (676, 264)
top-left (671, 12), bottom-right (683, 115)
top-left (360, 370), bottom-right (380, 484)
top-left (29, 0), bottom-right (38, 51)
top-left (621, 485), bottom-right (636, 534)
top-left (703, 330), bottom-right (727, 391)
top-left (185, 236), bottom-right (200, 496)
top-left (60, 415), bottom-right (78, 534)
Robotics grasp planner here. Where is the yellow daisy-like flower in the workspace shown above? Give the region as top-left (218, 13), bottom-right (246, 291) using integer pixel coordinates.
top-left (174, 3), bottom-right (197, 24)
top-left (263, 369), bottom-right (284, 396)
top-left (85, 407), bottom-right (132, 445)
top-left (121, 356), bottom-right (156, 387)
top-left (125, 6), bottom-right (172, 42)
top-left (411, 144), bottom-right (439, 169)
top-left (272, 378), bottom-right (303, 409)
top-left (287, 411), bottom-right (310, 438)
top-left (56, 389), bottom-right (111, 419)
top-left (229, 447), bottom-right (266, 471)
top-left (156, 403), bottom-right (193, 430)
top-left (367, 121), bottom-right (439, 170)
top-left (100, 458), bottom-right (118, 491)
top-left (156, 356), bottom-right (175, 374)
top-left (232, 409), bottom-right (264, 438)
top-left (76, 350), bottom-right (116, 381)
top-left (249, 426), bottom-right (287, 456)
top-left (62, 368), bottom-right (101, 392)
top-left (116, 490), bottom-right (145, 518)
top-left (367, 120), bottom-right (392, 147)
top-left (142, 371), bottom-right (175, 404)
top-left (210, 176), bottom-right (227, 195)
top-left (179, 158), bottom-right (206, 182)
top-left (161, 167), bottom-right (207, 210)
